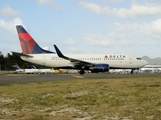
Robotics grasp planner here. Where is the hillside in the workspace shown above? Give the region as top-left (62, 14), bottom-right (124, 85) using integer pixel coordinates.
top-left (142, 56), bottom-right (161, 65)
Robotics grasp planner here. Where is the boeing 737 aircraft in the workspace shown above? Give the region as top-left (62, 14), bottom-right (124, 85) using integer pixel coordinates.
top-left (13, 25), bottom-right (148, 75)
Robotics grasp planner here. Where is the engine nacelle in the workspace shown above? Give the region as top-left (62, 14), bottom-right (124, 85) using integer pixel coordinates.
top-left (91, 64), bottom-right (109, 73)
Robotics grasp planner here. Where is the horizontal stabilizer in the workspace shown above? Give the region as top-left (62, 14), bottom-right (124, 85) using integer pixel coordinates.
top-left (12, 51), bottom-right (33, 58)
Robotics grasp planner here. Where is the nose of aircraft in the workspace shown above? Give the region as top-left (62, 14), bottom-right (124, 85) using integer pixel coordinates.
top-left (143, 60), bottom-right (148, 66)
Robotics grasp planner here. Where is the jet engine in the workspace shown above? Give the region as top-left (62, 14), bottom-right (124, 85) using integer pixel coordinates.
top-left (91, 64), bottom-right (109, 73)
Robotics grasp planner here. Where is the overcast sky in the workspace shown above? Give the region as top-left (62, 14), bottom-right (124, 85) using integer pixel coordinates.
top-left (0, 0), bottom-right (161, 58)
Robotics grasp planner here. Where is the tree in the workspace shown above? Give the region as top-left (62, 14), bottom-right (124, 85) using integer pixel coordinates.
top-left (0, 52), bottom-right (49, 70)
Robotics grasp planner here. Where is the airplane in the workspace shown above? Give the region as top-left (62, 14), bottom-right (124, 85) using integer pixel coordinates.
top-left (140, 65), bottom-right (161, 73)
top-left (12, 64), bottom-right (54, 74)
top-left (13, 25), bottom-right (148, 75)
top-left (12, 64), bottom-right (40, 74)
top-left (109, 69), bottom-right (139, 74)
top-left (39, 68), bottom-right (55, 74)
top-left (28, 65), bottom-right (55, 74)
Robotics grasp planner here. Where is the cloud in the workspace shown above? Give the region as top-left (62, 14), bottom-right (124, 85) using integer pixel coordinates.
top-left (0, 17), bottom-right (23, 35)
top-left (62, 38), bottom-right (77, 46)
top-left (79, 1), bottom-right (116, 16)
top-left (110, 19), bottom-right (161, 40)
top-left (82, 33), bottom-right (113, 47)
top-left (102, 0), bottom-right (124, 4)
top-left (82, 18), bottom-right (161, 48)
top-left (117, 4), bottom-right (161, 18)
top-left (37, 0), bottom-right (59, 10)
top-left (68, 47), bottom-right (81, 54)
top-left (82, 33), bottom-right (134, 48)
top-left (80, 1), bottom-right (161, 18)
top-left (139, 19), bottom-right (161, 39)
top-left (0, 5), bottom-right (21, 18)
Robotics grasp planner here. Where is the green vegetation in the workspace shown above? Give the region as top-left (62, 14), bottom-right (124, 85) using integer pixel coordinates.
top-left (0, 77), bottom-right (161, 119)
top-left (0, 53), bottom-right (49, 71)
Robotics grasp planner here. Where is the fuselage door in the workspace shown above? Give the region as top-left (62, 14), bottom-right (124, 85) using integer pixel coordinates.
top-left (129, 56), bottom-right (133, 64)
top-left (42, 56), bottom-right (46, 65)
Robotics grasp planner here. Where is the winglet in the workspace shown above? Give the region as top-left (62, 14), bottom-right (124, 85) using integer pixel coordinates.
top-left (53, 45), bottom-right (67, 59)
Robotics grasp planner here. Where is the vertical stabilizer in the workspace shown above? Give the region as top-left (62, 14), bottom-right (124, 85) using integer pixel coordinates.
top-left (16, 25), bottom-right (54, 54)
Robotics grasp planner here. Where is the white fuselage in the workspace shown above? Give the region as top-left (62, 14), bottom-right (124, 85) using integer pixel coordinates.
top-left (21, 53), bottom-right (147, 69)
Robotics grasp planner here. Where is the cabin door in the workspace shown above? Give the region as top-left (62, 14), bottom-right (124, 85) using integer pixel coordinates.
top-left (42, 56), bottom-right (46, 65)
top-left (129, 56), bottom-right (133, 64)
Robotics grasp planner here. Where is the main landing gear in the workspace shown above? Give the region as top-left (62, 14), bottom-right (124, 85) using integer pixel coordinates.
top-left (79, 69), bottom-right (85, 75)
top-left (131, 69), bottom-right (135, 74)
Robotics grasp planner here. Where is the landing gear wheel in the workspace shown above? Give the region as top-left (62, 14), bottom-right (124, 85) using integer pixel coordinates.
top-left (131, 69), bottom-right (134, 74)
top-left (79, 69), bottom-right (85, 75)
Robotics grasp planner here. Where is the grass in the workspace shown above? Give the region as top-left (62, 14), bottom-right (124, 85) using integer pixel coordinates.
top-left (0, 76), bottom-right (161, 119)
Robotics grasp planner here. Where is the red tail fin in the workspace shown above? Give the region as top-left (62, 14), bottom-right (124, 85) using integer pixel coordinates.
top-left (16, 25), bottom-right (54, 54)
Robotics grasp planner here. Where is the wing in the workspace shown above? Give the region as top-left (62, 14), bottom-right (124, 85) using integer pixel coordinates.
top-left (53, 45), bottom-right (94, 67)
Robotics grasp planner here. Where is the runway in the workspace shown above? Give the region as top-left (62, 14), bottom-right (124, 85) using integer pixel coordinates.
top-left (0, 73), bottom-right (161, 85)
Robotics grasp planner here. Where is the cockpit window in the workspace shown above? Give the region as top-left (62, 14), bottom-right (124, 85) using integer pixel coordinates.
top-left (137, 58), bottom-right (142, 60)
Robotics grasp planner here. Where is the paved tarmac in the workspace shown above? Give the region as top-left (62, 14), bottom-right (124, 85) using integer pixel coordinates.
top-left (0, 73), bottom-right (161, 85)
